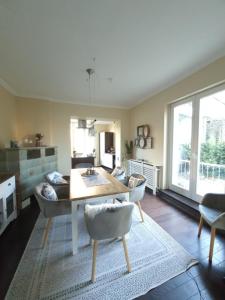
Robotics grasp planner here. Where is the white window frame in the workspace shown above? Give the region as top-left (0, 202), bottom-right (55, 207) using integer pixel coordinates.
top-left (167, 83), bottom-right (225, 202)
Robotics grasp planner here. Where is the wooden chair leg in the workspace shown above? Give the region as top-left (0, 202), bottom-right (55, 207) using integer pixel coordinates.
top-left (42, 218), bottom-right (52, 248)
top-left (209, 227), bottom-right (216, 262)
top-left (91, 240), bottom-right (98, 283)
top-left (122, 236), bottom-right (131, 273)
top-left (198, 216), bottom-right (204, 238)
top-left (137, 201), bottom-right (144, 222)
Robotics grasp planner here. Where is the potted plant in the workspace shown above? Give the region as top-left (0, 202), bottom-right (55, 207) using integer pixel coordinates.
top-left (125, 140), bottom-right (133, 158)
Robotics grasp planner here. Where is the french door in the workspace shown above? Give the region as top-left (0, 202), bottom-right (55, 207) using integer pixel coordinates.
top-left (169, 84), bottom-right (225, 202)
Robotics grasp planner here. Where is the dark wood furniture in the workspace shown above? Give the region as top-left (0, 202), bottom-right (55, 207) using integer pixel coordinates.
top-left (71, 156), bottom-right (95, 169)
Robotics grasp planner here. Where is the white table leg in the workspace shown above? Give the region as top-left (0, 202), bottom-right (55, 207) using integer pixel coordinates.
top-left (72, 202), bottom-right (78, 255)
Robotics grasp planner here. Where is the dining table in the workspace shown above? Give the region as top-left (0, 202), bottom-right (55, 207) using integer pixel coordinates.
top-left (69, 167), bottom-right (130, 255)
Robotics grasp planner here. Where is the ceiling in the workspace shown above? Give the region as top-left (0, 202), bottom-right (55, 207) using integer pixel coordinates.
top-left (1, 0), bottom-right (225, 108)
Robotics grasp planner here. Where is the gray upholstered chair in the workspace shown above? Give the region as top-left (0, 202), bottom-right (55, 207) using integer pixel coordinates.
top-left (116, 173), bottom-right (146, 222)
top-left (34, 183), bottom-right (71, 248)
top-left (111, 166), bottom-right (125, 181)
top-left (84, 202), bottom-right (134, 282)
top-left (198, 193), bottom-right (225, 261)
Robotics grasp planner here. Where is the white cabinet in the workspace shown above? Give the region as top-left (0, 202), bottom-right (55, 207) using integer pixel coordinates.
top-left (0, 175), bottom-right (17, 236)
top-left (128, 160), bottom-right (162, 194)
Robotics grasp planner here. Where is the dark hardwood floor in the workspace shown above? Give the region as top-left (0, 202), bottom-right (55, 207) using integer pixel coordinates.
top-left (0, 197), bottom-right (40, 300)
top-left (0, 193), bottom-right (225, 299)
top-left (140, 193), bottom-right (225, 300)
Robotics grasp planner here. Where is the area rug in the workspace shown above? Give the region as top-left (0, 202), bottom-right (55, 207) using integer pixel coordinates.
top-left (6, 205), bottom-right (197, 300)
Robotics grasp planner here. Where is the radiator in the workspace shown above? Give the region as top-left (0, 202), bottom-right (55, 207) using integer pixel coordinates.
top-left (127, 160), bottom-right (162, 194)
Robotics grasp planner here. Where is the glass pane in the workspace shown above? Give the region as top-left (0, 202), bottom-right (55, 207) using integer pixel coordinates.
top-left (172, 102), bottom-right (192, 190)
top-left (197, 89), bottom-right (225, 195)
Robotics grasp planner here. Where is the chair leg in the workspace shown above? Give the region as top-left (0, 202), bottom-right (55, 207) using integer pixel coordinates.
top-left (198, 216), bottom-right (204, 238)
top-left (91, 240), bottom-right (98, 283)
top-left (209, 227), bottom-right (216, 262)
top-left (137, 201), bottom-right (144, 222)
top-left (42, 218), bottom-right (52, 248)
top-left (122, 236), bottom-right (131, 273)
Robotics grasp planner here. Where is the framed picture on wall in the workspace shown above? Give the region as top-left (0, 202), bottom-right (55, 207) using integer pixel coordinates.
top-left (135, 138), bottom-right (139, 147)
top-left (137, 125), bottom-right (144, 137)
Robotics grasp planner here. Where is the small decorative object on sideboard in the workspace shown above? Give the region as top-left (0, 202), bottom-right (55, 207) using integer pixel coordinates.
top-left (10, 140), bottom-right (19, 148)
top-left (135, 125), bottom-right (152, 149)
top-left (35, 133), bottom-right (44, 147)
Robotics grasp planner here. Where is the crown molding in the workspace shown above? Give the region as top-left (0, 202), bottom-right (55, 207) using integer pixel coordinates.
top-left (15, 93), bottom-right (129, 110)
top-left (0, 77), bottom-right (129, 109)
top-left (0, 78), bottom-right (17, 95)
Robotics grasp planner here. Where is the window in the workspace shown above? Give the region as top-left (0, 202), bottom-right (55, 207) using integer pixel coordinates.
top-left (71, 120), bottom-right (95, 157)
top-left (168, 84), bottom-right (225, 201)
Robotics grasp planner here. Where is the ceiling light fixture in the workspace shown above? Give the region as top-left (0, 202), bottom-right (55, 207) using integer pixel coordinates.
top-left (86, 67), bottom-right (95, 103)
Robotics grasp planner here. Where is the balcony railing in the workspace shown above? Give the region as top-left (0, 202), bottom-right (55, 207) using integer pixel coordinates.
top-left (179, 159), bottom-right (225, 180)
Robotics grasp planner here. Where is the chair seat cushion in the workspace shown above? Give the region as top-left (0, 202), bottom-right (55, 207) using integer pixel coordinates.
top-left (199, 204), bottom-right (223, 225)
top-left (41, 183), bottom-right (58, 201)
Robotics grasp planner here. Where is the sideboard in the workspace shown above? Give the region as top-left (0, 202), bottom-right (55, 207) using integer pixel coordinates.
top-left (127, 159), bottom-right (162, 194)
top-left (0, 147), bottom-right (57, 212)
top-left (0, 174), bottom-right (17, 235)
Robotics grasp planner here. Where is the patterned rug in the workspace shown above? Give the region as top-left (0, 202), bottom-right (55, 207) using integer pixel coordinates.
top-left (6, 205), bottom-right (197, 300)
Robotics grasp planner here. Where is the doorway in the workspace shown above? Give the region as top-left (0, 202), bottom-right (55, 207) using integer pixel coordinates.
top-left (70, 118), bottom-right (121, 169)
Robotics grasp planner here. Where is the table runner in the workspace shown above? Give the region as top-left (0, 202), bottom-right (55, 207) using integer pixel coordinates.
top-left (82, 173), bottom-right (110, 187)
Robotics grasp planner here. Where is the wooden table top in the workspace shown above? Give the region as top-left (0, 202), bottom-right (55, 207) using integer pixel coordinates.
top-left (0, 173), bottom-right (14, 184)
top-left (70, 167), bottom-right (130, 201)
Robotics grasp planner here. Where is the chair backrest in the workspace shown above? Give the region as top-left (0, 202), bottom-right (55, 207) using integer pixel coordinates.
top-left (125, 173), bottom-right (146, 203)
top-left (85, 202), bottom-right (134, 240)
top-left (202, 193), bottom-right (225, 211)
top-left (75, 163), bottom-right (93, 168)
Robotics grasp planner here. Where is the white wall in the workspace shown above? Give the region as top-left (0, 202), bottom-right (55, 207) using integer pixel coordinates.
top-left (0, 86), bottom-right (17, 147)
top-left (15, 98), bottom-right (130, 174)
top-left (130, 55), bottom-right (225, 186)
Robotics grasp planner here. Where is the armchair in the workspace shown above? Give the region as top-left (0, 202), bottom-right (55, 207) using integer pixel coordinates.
top-left (34, 183), bottom-right (71, 248)
top-left (116, 174), bottom-right (146, 222)
top-left (198, 193), bottom-right (225, 261)
top-left (84, 202), bottom-right (134, 282)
